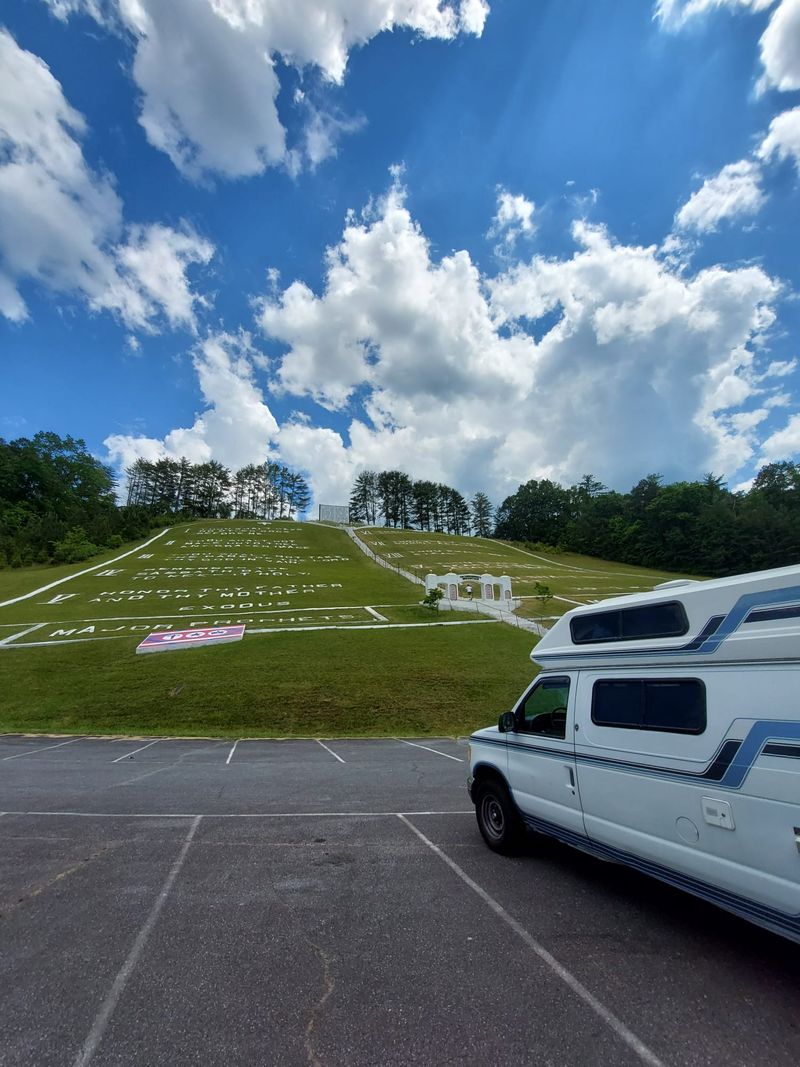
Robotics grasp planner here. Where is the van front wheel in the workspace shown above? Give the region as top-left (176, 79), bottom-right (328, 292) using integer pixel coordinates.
top-left (475, 780), bottom-right (524, 855)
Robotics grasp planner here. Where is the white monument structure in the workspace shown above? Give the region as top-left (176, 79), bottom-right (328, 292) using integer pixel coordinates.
top-left (425, 572), bottom-right (513, 602)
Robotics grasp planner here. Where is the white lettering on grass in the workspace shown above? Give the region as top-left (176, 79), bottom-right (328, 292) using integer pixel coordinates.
top-left (45, 593), bottom-right (77, 605)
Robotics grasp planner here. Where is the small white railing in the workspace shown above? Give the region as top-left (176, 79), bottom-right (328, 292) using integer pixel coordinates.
top-left (346, 527), bottom-right (425, 585)
top-left (345, 526), bottom-right (548, 635)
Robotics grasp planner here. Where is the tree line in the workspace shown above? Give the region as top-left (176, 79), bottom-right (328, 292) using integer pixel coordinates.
top-left (349, 470), bottom-right (494, 537)
top-left (494, 467), bottom-right (800, 576)
top-left (0, 432), bottom-right (166, 567)
top-left (125, 458), bottom-right (310, 520)
top-left (348, 464), bottom-right (800, 576)
top-left (4, 430), bottom-right (799, 577)
top-left (0, 434), bottom-right (311, 568)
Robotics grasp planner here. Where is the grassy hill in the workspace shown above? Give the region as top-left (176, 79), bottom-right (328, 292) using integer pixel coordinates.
top-left (0, 521), bottom-right (690, 737)
top-left (353, 526), bottom-right (696, 621)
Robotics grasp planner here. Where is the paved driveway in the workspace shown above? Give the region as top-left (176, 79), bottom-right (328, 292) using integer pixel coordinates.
top-left (0, 735), bottom-right (797, 1066)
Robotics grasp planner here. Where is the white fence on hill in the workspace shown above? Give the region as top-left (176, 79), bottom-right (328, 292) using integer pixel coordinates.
top-left (345, 526), bottom-right (547, 636)
top-left (346, 527), bottom-right (424, 585)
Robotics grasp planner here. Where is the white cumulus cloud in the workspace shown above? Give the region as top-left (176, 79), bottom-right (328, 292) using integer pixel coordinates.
top-left (105, 331), bottom-right (280, 471)
top-left (758, 0), bottom-right (800, 92)
top-left (655, 0), bottom-right (775, 31)
top-left (248, 177), bottom-right (786, 504)
top-left (675, 159), bottom-right (766, 232)
top-left (656, 0), bottom-right (800, 100)
top-left (43, 0), bottom-right (489, 181)
top-left (102, 178), bottom-right (791, 507)
top-left (0, 29), bottom-right (213, 330)
top-left (116, 224), bottom-right (214, 333)
top-left (658, 0), bottom-right (800, 230)
top-left (258, 179), bottom-right (532, 414)
top-left (758, 105), bottom-right (800, 168)
top-left (487, 188), bottom-right (537, 251)
top-left (757, 412), bottom-right (800, 461)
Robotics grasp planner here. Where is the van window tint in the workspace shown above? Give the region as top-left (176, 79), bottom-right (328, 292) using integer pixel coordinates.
top-left (592, 681), bottom-right (641, 727)
top-left (570, 602), bottom-right (689, 644)
top-left (591, 679), bottom-right (706, 734)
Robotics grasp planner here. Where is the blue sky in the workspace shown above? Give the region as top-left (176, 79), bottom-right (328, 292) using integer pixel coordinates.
top-left (1, 0), bottom-right (800, 508)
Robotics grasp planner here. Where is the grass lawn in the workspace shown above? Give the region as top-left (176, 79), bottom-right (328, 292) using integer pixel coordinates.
top-left (354, 526), bottom-right (699, 616)
top-left (0, 520), bottom-right (703, 737)
top-left (0, 622), bottom-right (536, 737)
top-left (1, 519), bottom-right (535, 736)
top-left (0, 520), bottom-right (420, 628)
top-left (0, 537), bottom-right (171, 604)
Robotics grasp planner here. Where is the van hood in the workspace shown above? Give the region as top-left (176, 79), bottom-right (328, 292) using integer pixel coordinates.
top-left (470, 725), bottom-right (503, 742)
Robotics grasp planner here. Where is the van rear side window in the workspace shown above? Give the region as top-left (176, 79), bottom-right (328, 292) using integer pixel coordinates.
top-left (591, 679), bottom-right (706, 734)
top-left (570, 602), bottom-right (688, 644)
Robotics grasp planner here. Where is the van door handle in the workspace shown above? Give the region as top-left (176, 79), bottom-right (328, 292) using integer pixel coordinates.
top-left (565, 766), bottom-right (575, 793)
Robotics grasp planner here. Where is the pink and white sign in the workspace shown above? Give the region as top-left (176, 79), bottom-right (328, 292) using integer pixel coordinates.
top-left (136, 625), bottom-right (246, 654)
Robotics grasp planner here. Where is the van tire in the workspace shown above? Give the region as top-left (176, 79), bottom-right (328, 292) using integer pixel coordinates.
top-left (474, 779), bottom-right (524, 855)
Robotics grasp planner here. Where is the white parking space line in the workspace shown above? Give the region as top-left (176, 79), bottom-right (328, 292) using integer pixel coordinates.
top-left (2, 810), bottom-right (474, 818)
top-left (397, 815), bottom-right (664, 1067)
top-left (316, 739), bottom-right (346, 763)
top-left (225, 740), bottom-right (239, 765)
top-left (111, 739), bottom-right (161, 763)
top-left (111, 766), bottom-right (174, 789)
top-left (72, 815), bottom-right (201, 1067)
top-left (1, 737), bottom-right (84, 761)
top-left (395, 739), bottom-right (463, 762)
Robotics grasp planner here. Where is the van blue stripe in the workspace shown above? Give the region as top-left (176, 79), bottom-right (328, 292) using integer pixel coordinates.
top-left (519, 811), bottom-right (800, 941)
top-left (699, 583), bottom-right (800, 654)
top-left (471, 719), bottom-right (800, 790)
top-left (535, 583), bottom-right (800, 663)
top-left (577, 720), bottom-right (800, 790)
top-left (722, 719), bottom-right (800, 786)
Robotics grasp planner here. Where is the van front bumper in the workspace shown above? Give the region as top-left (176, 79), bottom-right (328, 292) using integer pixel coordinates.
top-left (467, 775), bottom-right (475, 802)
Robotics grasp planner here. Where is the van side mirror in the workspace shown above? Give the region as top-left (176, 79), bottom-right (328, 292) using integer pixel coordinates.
top-left (498, 711), bottom-right (517, 733)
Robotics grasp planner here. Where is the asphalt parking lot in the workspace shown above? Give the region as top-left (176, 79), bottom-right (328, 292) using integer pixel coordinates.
top-left (0, 735), bottom-right (798, 1066)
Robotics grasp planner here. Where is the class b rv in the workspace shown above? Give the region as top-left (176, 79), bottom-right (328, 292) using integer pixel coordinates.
top-left (468, 564), bottom-right (800, 944)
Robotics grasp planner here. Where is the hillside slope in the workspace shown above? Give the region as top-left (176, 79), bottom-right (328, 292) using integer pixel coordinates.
top-left (0, 521), bottom-right (533, 735)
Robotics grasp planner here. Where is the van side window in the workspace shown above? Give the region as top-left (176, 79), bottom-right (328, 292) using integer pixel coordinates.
top-left (570, 602), bottom-right (689, 644)
top-left (517, 677), bottom-right (570, 739)
top-left (591, 679), bottom-right (706, 734)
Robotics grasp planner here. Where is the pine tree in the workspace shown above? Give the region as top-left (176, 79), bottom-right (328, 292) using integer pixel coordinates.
top-left (470, 491), bottom-right (494, 537)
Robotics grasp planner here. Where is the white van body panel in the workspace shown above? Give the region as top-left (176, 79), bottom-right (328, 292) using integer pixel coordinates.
top-left (469, 564), bottom-right (800, 943)
top-left (505, 674), bottom-right (585, 840)
top-left (532, 562), bottom-right (800, 670)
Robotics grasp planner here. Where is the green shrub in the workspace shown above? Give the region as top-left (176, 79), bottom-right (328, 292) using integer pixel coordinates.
top-left (422, 587), bottom-right (444, 610)
top-left (53, 527), bottom-right (98, 564)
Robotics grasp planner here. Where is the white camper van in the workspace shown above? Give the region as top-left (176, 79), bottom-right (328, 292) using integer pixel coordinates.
top-left (468, 564), bottom-right (800, 943)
